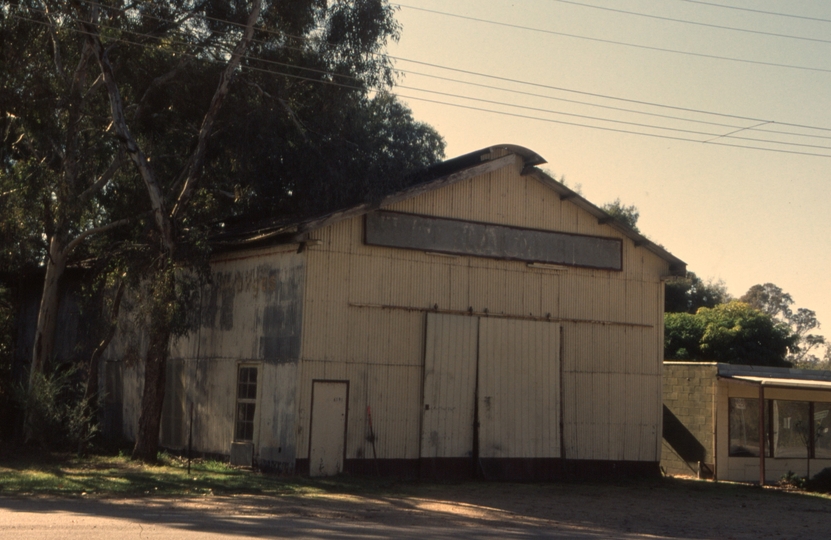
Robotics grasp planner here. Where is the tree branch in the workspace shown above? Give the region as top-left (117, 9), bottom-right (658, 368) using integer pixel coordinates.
top-left (84, 24), bottom-right (174, 254)
top-left (42, 4), bottom-right (67, 83)
top-left (65, 218), bottom-right (132, 256)
top-left (83, 73), bottom-right (105, 104)
top-left (133, 58), bottom-right (191, 122)
top-left (79, 148), bottom-right (124, 204)
top-left (170, 0), bottom-right (263, 221)
top-left (278, 98), bottom-right (310, 143)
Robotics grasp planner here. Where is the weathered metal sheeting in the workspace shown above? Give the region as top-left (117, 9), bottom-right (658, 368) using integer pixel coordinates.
top-left (478, 318), bottom-right (560, 459)
top-left (296, 360), bottom-right (424, 461)
top-left (365, 211), bottom-right (622, 270)
top-left (294, 156), bottom-right (671, 466)
top-left (421, 313), bottom-right (478, 459)
top-left (109, 246), bottom-right (305, 469)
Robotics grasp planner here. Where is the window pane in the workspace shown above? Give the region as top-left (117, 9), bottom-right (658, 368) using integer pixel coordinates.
top-left (729, 398), bottom-right (770, 457)
top-left (815, 403), bottom-right (831, 459)
top-left (234, 367), bottom-right (258, 442)
top-left (773, 400), bottom-right (809, 458)
top-left (235, 403), bottom-right (255, 442)
top-left (237, 367), bottom-right (258, 400)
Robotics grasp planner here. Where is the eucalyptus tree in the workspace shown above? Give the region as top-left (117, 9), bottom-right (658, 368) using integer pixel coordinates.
top-left (740, 283), bottom-right (827, 367)
top-left (2, 1), bottom-right (443, 459)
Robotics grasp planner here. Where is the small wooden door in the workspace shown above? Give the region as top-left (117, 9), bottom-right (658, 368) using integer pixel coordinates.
top-left (309, 380), bottom-right (348, 477)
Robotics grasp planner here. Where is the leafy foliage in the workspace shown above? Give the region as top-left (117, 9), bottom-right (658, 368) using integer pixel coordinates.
top-left (740, 283), bottom-right (827, 367)
top-left (665, 272), bottom-right (732, 314)
top-left (665, 302), bottom-right (796, 367)
top-left (3, 1), bottom-right (444, 456)
top-left (12, 367), bottom-right (97, 452)
top-left (0, 284), bottom-right (15, 437)
top-left (601, 198), bottom-right (640, 232)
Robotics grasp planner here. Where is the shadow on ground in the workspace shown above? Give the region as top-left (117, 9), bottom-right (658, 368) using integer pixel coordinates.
top-left (1, 478), bottom-right (829, 539)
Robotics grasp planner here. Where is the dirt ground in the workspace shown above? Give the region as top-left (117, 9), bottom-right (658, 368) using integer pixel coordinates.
top-left (1, 478), bottom-right (829, 539)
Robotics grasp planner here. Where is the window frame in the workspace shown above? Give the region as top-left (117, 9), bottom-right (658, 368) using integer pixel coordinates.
top-left (234, 364), bottom-right (260, 443)
top-left (729, 397), bottom-right (831, 459)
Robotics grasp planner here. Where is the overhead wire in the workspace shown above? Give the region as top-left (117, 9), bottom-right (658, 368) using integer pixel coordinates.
top-left (678, 0), bottom-right (831, 24)
top-left (551, 0), bottom-right (831, 45)
top-left (82, 0), bottom-right (831, 136)
top-left (393, 3), bottom-right (831, 75)
top-left (8, 4), bottom-right (831, 158)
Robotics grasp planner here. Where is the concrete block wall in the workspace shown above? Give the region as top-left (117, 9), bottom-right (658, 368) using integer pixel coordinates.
top-left (661, 362), bottom-right (718, 477)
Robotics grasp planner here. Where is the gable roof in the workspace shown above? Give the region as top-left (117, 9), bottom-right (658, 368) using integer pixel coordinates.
top-left (211, 144), bottom-right (686, 276)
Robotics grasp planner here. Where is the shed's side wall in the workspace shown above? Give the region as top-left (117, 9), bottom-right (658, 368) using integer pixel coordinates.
top-left (298, 155), bottom-right (671, 474)
top-left (661, 362), bottom-right (718, 477)
top-left (111, 246), bottom-right (304, 471)
top-left (716, 381), bottom-right (831, 482)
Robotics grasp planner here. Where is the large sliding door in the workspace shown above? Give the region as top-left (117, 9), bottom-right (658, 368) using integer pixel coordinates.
top-left (420, 313), bottom-right (479, 476)
top-left (478, 318), bottom-right (561, 459)
top-left (421, 314), bottom-right (561, 478)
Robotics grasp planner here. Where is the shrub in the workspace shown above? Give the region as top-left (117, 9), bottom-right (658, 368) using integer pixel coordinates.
top-left (778, 470), bottom-right (806, 490)
top-left (14, 366), bottom-right (98, 452)
top-left (807, 467), bottom-right (831, 493)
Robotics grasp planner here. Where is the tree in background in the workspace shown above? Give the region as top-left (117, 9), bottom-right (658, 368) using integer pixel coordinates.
top-left (665, 301), bottom-right (796, 367)
top-left (665, 271), bottom-right (732, 314)
top-left (740, 283), bottom-right (827, 368)
top-left (601, 198), bottom-right (640, 232)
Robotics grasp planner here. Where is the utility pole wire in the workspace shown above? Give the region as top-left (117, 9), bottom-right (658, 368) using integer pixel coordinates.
top-left (393, 4), bottom-right (831, 75)
top-left (553, 0), bottom-right (831, 45)
top-left (8, 6), bottom-right (831, 159)
top-left (72, 1), bottom-right (831, 134)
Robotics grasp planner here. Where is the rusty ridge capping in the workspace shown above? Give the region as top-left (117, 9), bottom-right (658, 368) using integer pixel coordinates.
top-left (348, 302), bottom-right (653, 328)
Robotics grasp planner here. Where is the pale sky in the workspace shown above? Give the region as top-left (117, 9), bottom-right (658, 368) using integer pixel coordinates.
top-left (387, 0), bottom-right (831, 341)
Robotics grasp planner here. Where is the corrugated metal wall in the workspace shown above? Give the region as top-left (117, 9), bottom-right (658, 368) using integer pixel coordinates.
top-left (297, 155), bottom-right (669, 464)
top-left (111, 246), bottom-right (304, 470)
top-left (478, 317), bottom-right (560, 459)
top-left (421, 313), bottom-right (478, 459)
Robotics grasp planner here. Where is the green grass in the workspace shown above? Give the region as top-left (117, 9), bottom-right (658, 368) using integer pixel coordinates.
top-left (0, 451), bottom-right (327, 498)
top-left (2, 450), bottom-right (829, 502)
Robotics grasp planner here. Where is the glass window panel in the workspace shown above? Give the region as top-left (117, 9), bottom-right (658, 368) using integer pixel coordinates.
top-left (815, 402), bottom-right (831, 459)
top-left (237, 367), bottom-right (258, 400)
top-left (235, 403), bottom-right (255, 441)
top-left (729, 398), bottom-right (771, 457)
top-left (234, 367), bottom-right (258, 442)
top-left (773, 400), bottom-right (810, 458)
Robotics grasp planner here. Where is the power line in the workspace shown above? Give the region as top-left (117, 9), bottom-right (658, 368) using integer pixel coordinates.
top-left (78, 0), bottom-right (831, 136)
top-left (403, 68), bottom-right (831, 141)
top-left (678, 0), bottom-right (831, 24)
top-left (552, 0), bottom-right (831, 45)
top-left (394, 3), bottom-right (831, 74)
top-left (389, 55), bottom-right (831, 134)
top-left (396, 84), bottom-right (831, 151)
top-left (395, 94), bottom-right (831, 158)
top-left (8, 7), bottom-right (831, 159)
top-left (7, 9), bottom-right (755, 141)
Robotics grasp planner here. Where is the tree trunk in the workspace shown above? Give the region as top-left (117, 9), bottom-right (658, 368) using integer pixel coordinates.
top-left (30, 236), bottom-right (67, 384)
top-left (131, 324), bottom-right (171, 462)
top-left (79, 280), bottom-right (125, 454)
